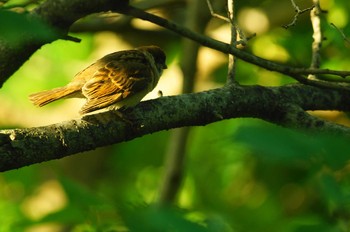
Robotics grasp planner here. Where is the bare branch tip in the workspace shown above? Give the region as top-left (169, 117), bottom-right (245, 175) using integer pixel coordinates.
top-left (330, 23), bottom-right (350, 45)
top-left (63, 35), bottom-right (82, 43)
top-left (206, 0), bottom-right (231, 23)
top-left (284, 1), bottom-right (315, 29)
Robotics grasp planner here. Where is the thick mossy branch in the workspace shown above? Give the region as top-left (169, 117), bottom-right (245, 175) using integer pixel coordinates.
top-left (0, 0), bottom-right (128, 87)
top-left (1, 84), bottom-right (350, 172)
top-left (34, 0), bottom-right (129, 29)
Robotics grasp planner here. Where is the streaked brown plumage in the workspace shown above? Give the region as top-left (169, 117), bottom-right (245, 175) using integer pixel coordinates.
top-left (29, 45), bottom-right (167, 114)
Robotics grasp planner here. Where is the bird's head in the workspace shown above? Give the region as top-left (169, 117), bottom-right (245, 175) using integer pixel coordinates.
top-left (138, 45), bottom-right (167, 74)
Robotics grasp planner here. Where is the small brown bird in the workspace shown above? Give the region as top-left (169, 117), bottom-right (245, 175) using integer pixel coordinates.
top-left (29, 45), bottom-right (167, 114)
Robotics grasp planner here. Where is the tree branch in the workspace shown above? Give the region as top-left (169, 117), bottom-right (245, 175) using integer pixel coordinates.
top-left (276, 103), bottom-right (350, 135)
top-left (2, 1), bottom-right (350, 90)
top-left (1, 84), bottom-right (350, 172)
top-left (309, 0), bottom-right (322, 71)
top-left (124, 6), bottom-right (350, 90)
top-left (0, 0), bottom-right (128, 88)
top-left (283, 0), bottom-right (315, 29)
top-left (227, 0), bottom-right (237, 84)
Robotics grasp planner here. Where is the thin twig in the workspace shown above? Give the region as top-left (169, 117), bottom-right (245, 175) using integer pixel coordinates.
top-left (293, 68), bottom-right (350, 78)
top-left (227, 0), bottom-right (236, 83)
top-left (331, 23), bottom-right (350, 45)
top-left (308, 0), bottom-right (323, 82)
top-left (206, 0), bottom-right (230, 23)
top-left (283, 0), bottom-right (315, 29)
top-left (309, 0), bottom-right (322, 72)
top-left (206, 0), bottom-right (248, 47)
top-left (123, 6), bottom-right (350, 91)
top-left (235, 23), bottom-right (249, 46)
top-left (63, 35), bottom-right (82, 43)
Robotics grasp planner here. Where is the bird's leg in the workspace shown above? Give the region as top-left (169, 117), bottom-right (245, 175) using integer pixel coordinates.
top-left (157, 90), bottom-right (163, 97)
top-left (113, 106), bottom-right (134, 125)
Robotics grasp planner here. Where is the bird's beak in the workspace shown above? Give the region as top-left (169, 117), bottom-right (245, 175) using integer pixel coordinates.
top-left (163, 64), bottom-right (168, 69)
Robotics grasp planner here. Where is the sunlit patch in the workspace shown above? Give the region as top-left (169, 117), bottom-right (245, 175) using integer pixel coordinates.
top-left (25, 223), bottom-right (63, 232)
top-left (208, 24), bottom-right (231, 44)
top-left (309, 110), bottom-right (350, 127)
top-left (21, 180), bottom-right (67, 220)
top-left (144, 63), bottom-right (182, 100)
top-left (256, 69), bottom-right (286, 86)
top-left (177, 180), bottom-right (192, 209)
top-left (320, 0), bottom-right (334, 9)
top-left (131, 12), bottom-right (165, 31)
top-left (238, 8), bottom-right (270, 34)
top-left (136, 167), bottom-right (160, 203)
top-left (327, 7), bottom-right (348, 28)
top-left (252, 35), bottom-right (290, 62)
top-left (196, 46), bottom-right (227, 90)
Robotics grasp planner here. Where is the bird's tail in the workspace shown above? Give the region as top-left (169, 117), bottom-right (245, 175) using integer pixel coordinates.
top-left (29, 86), bottom-right (79, 107)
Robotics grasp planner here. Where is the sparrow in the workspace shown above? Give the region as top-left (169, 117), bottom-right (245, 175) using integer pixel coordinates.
top-left (29, 45), bottom-right (167, 114)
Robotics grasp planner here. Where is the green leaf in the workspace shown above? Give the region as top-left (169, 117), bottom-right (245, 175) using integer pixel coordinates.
top-left (319, 174), bottom-right (350, 211)
top-left (234, 123), bottom-right (317, 162)
top-left (234, 122), bottom-right (350, 170)
top-left (59, 177), bottom-right (106, 207)
top-left (122, 205), bottom-right (209, 232)
top-left (38, 206), bottom-right (85, 224)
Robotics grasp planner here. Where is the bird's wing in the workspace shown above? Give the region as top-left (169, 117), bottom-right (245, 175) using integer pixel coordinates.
top-left (80, 59), bottom-right (153, 114)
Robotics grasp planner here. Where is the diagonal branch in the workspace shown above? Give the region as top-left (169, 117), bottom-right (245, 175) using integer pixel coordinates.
top-left (123, 6), bottom-right (350, 90)
top-left (276, 103), bottom-right (350, 135)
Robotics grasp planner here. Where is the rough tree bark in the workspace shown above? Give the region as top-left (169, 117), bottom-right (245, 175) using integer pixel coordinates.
top-left (1, 84), bottom-right (350, 172)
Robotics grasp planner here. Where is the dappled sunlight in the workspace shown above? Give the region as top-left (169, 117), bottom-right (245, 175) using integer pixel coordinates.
top-left (178, 176), bottom-right (196, 209)
top-left (309, 111), bottom-right (350, 127)
top-left (131, 17), bottom-right (165, 31)
top-left (238, 8), bottom-right (270, 34)
top-left (208, 24), bottom-right (231, 44)
top-left (21, 180), bottom-right (67, 220)
top-left (328, 7), bottom-right (348, 27)
top-left (256, 69), bottom-right (289, 86)
top-left (252, 35), bottom-right (290, 62)
top-left (25, 223), bottom-right (63, 232)
top-left (196, 46), bottom-right (227, 90)
top-left (145, 62), bottom-right (182, 99)
top-left (135, 167), bottom-right (162, 203)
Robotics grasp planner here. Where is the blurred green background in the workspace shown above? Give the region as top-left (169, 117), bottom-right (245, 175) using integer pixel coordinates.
top-left (1, 0), bottom-right (350, 231)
